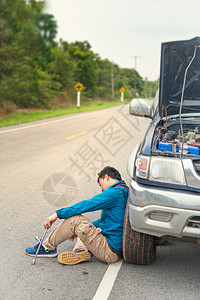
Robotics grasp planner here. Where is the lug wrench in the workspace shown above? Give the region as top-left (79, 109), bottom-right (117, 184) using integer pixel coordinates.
top-left (32, 228), bottom-right (48, 265)
top-left (35, 236), bottom-right (49, 252)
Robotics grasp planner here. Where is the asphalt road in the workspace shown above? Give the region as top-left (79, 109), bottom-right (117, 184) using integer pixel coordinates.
top-left (0, 105), bottom-right (200, 300)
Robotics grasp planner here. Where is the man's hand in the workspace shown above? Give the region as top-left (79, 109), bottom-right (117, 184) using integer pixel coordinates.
top-left (44, 212), bottom-right (58, 229)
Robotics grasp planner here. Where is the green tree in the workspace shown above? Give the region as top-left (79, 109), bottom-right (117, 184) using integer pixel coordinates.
top-left (48, 46), bottom-right (76, 90)
top-left (118, 68), bottom-right (144, 97)
top-left (64, 40), bottom-right (99, 97)
top-left (0, 0), bottom-right (153, 111)
top-left (0, 0), bottom-right (59, 108)
top-left (142, 78), bottom-right (159, 99)
top-left (33, 12), bottom-right (58, 69)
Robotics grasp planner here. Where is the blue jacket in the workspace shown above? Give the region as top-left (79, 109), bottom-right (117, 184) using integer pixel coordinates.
top-left (56, 180), bottom-right (129, 252)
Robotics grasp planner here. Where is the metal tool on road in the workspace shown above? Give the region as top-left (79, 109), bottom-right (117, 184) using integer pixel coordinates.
top-left (35, 235), bottom-right (49, 252)
top-left (31, 228), bottom-right (48, 265)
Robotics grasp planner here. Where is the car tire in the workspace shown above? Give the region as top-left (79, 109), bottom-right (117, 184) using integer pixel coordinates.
top-left (123, 202), bottom-right (156, 265)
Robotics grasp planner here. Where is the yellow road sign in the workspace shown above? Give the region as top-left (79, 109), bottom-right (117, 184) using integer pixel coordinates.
top-left (74, 82), bottom-right (83, 91)
top-left (120, 87), bottom-right (125, 93)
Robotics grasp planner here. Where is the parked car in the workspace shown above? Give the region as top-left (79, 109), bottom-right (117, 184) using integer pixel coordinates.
top-left (123, 37), bottom-right (200, 264)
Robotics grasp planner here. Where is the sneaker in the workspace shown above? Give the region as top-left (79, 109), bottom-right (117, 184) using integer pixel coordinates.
top-left (57, 250), bottom-right (93, 265)
top-left (25, 242), bottom-right (58, 258)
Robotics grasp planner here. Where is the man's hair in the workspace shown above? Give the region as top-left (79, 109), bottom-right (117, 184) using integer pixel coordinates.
top-left (97, 166), bottom-right (122, 183)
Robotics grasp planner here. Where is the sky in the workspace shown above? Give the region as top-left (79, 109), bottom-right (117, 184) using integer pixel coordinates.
top-left (45, 0), bottom-right (200, 81)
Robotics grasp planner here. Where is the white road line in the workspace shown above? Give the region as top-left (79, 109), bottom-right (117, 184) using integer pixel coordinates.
top-left (92, 259), bottom-right (123, 300)
top-left (0, 113), bottom-right (93, 134)
top-left (0, 106), bottom-right (122, 134)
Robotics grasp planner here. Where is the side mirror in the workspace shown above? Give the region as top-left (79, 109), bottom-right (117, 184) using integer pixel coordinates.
top-left (129, 98), bottom-right (153, 119)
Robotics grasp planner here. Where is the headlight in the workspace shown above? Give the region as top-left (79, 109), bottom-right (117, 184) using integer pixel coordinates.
top-left (149, 157), bottom-right (186, 185)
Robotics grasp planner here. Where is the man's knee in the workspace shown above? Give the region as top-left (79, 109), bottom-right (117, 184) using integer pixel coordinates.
top-left (61, 215), bottom-right (100, 244)
top-left (66, 214), bottom-right (92, 232)
top-left (67, 214), bottom-right (87, 225)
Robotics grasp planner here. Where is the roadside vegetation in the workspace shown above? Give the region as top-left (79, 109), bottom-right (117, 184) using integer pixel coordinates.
top-left (0, 0), bottom-right (158, 127)
top-left (0, 100), bottom-right (128, 127)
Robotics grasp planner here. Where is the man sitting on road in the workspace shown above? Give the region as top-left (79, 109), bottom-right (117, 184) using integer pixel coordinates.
top-left (25, 166), bottom-right (129, 265)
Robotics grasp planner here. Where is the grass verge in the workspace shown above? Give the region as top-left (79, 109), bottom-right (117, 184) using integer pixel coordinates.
top-left (0, 100), bottom-right (127, 128)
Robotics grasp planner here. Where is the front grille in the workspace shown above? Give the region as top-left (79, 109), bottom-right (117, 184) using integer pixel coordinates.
top-left (188, 216), bottom-right (200, 229)
top-left (193, 160), bottom-right (200, 176)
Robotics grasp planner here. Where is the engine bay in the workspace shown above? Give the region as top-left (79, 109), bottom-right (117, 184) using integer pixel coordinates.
top-left (155, 122), bottom-right (200, 156)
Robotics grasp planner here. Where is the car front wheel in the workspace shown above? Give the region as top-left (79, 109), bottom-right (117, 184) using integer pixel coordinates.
top-left (123, 202), bottom-right (156, 265)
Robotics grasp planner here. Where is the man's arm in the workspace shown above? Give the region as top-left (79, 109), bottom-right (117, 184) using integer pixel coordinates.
top-left (56, 189), bottom-right (119, 220)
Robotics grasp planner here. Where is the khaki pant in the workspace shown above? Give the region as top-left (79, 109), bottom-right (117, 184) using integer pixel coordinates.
top-left (43, 215), bottom-right (119, 264)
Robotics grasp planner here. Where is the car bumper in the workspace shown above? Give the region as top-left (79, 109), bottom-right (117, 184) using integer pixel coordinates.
top-left (129, 179), bottom-right (200, 238)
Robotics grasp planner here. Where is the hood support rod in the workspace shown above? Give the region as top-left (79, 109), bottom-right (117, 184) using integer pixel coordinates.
top-left (179, 45), bottom-right (198, 156)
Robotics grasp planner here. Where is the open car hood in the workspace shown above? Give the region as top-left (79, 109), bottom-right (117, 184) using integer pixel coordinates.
top-left (159, 37), bottom-right (200, 118)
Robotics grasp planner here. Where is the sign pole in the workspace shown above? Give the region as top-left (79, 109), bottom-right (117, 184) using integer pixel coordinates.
top-left (121, 92), bottom-right (124, 102)
top-left (77, 91), bottom-right (81, 108)
top-left (74, 82), bottom-right (83, 108)
top-left (119, 87), bottom-right (125, 102)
